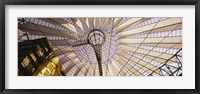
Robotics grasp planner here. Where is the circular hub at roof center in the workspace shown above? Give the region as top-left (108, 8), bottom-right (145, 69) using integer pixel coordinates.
top-left (88, 29), bottom-right (105, 46)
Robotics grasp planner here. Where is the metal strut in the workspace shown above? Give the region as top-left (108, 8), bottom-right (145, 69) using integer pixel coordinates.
top-left (93, 45), bottom-right (103, 76)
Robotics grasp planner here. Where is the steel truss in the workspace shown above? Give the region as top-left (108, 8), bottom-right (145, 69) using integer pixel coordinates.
top-left (148, 48), bottom-right (182, 76)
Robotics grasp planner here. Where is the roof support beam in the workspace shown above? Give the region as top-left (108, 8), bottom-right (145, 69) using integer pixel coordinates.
top-left (18, 23), bottom-right (78, 40)
top-left (119, 43), bottom-right (181, 49)
top-left (118, 45), bottom-right (175, 61)
top-left (64, 58), bottom-right (80, 75)
top-left (111, 59), bottom-right (125, 76)
top-left (79, 18), bottom-right (90, 32)
top-left (84, 65), bottom-right (90, 76)
top-left (49, 39), bottom-right (88, 46)
top-left (92, 64), bottom-right (96, 76)
top-left (54, 47), bottom-right (74, 56)
top-left (117, 51), bottom-right (157, 74)
top-left (116, 18), bottom-right (143, 34)
top-left (59, 53), bottom-right (76, 64)
top-left (115, 56), bottom-right (143, 76)
top-left (113, 18), bottom-right (123, 28)
top-left (119, 18), bottom-right (182, 38)
top-left (73, 64), bottom-right (83, 76)
top-left (120, 36), bottom-right (181, 44)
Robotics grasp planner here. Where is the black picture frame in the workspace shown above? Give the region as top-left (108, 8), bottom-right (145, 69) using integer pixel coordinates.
top-left (0, 0), bottom-right (199, 94)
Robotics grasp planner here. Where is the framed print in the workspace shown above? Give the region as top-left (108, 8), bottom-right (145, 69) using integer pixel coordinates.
top-left (0, 0), bottom-right (199, 94)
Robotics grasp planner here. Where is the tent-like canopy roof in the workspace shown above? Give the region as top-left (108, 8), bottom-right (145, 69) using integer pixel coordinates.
top-left (18, 17), bottom-right (182, 76)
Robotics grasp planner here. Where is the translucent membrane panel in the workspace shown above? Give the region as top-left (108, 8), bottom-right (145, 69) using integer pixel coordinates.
top-left (18, 17), bottom-right (182, 76)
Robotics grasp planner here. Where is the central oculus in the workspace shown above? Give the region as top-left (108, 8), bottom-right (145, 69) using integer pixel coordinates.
top-left (88, 29), bottom-right (105, 46)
